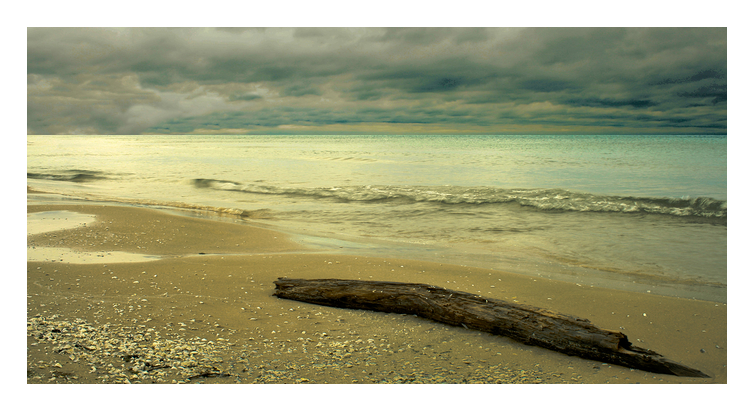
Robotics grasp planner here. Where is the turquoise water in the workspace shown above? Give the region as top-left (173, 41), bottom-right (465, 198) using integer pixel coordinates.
top-left (27, 135), bottom-right (727, 302)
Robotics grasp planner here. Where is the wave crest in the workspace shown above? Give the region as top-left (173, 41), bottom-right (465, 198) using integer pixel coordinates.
top-left (192, 179), bottom-right (726, 219)
top-left (28, 170), bottom-right (107, 183)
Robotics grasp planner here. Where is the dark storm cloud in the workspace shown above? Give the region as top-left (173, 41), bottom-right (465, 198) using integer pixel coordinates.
top-left (566, 98), bottom-right (656, 109)
top-left (228, 93), bottom-right (263, 102)
top-left (144, 103), bottom-right (490, 135)
top-left (655, 69), bottom-right (726, 85)
top-left (518, 79), bottom-right (574, 93)
top-left (678, 84), bottom-right (727, 105)
top-left (27, 27), bottom-right (726, 135)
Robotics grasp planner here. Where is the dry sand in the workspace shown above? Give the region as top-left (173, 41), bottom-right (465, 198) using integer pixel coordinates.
top-left (27, 202), bottom-right (726, 384)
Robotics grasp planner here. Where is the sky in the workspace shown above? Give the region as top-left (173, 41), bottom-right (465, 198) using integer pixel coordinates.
top-left (27, 27), bottom-right (727, 135)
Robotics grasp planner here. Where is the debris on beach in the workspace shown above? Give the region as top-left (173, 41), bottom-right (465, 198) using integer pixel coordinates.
top-left (274, 278), bottom-right (710, 378)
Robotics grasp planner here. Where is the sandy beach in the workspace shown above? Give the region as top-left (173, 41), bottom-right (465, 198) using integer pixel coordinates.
top-left (27, 199), bottom-right (726, 384)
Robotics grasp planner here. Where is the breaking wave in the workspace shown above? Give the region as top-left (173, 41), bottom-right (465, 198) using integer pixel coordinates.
top-left (27, 170), bottom-right (108, 183)
top-left (192, 179), bottom-right (726, 219)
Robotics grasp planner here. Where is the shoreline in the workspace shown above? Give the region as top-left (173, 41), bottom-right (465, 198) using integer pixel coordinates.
top-left (26, 187), bottom-right (727, 304)
top-left (26, 198), bottom-right (727, 384)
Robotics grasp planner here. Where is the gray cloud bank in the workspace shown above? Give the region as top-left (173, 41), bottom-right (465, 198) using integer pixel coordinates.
top-left (27, 27), bottom-right (726, 135)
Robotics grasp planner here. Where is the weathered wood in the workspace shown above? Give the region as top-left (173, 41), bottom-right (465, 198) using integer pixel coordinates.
top-left (273, 278), bottom-right (709, 378)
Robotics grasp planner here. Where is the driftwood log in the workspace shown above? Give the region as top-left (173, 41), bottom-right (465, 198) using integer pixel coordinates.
top-left (273, 278), bottom-right (709, 378)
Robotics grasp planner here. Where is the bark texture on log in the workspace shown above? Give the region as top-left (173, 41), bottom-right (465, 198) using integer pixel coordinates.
top-left (273, 278), bottom-right (709, 378)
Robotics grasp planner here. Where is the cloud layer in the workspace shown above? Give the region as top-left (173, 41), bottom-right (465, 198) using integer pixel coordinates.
top-left (27, 27), bottom-right (727, 135)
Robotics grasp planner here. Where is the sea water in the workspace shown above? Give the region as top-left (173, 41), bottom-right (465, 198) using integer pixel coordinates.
top-left (27, 135), bottom-right (727, 302)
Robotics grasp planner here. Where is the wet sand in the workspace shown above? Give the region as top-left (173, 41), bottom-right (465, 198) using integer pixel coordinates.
top-left (27, 202), bottom-right (727, 384)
